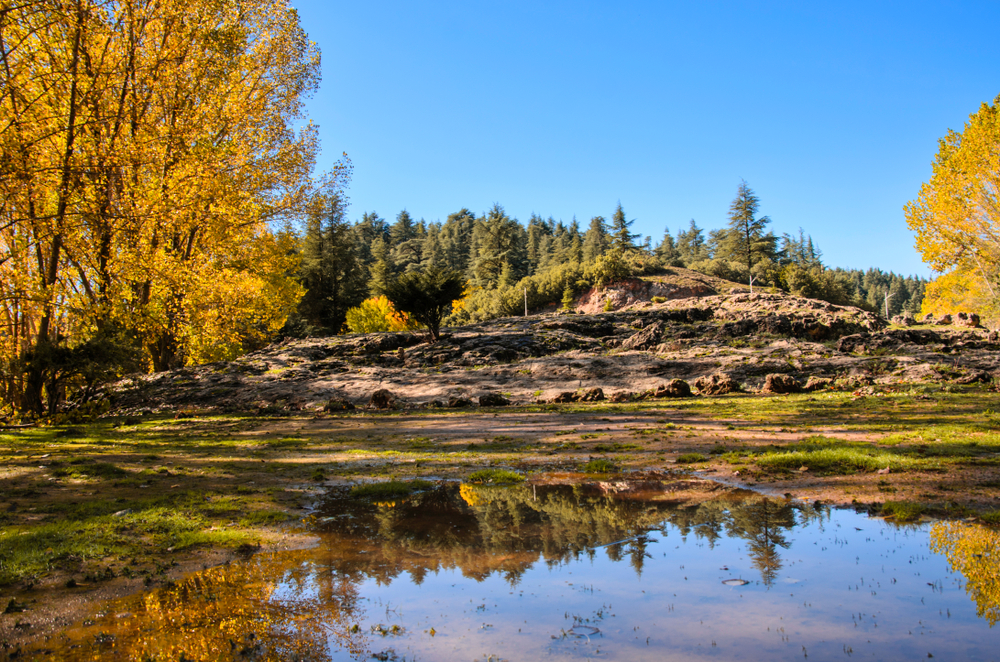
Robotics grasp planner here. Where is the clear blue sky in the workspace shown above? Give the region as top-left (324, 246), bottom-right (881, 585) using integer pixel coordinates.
top-left (288, 0), bottom-right (1000, 276)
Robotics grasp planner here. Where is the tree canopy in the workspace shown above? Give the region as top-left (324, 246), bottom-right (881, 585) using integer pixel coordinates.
top-left (0, 0), bottom-right (336, 415)
top-left (906, 95), bottom-right (1000, 318)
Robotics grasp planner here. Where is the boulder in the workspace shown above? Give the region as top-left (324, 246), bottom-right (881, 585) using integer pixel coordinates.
top-left (694, 373), bottom-right (741, 396)
top-left (447, 396), bottom-right (473, 408)
top-left (762, 373), bottom-right (803, 394)
top-left (955, 312), bottom-right (981, 328)
top-left (579, 387), bottom-right (605, 402)
top-left (478, 393), bottom-right (510, 407)
top-left (891, 312), bottom-right (915, 327)
top-left (803, 376), bottom-right (833, 392)
top-left (551, 391), bottom-right (577, 403)
top-left (935, 314), bottom-right (953, 325)
top-left (718, 319), bottom-right (757, 338)
top-left (367, 389), bottom-right (396, 409)
top-left (954, 370), bottom-right (992, 385)
top-left (654, 379), bottom-right (692, 398)
top-left (621, 322), bottom-right (665, 351)
top-left (837, 333), bottom-right (870, 353)
top-left (323, 398), bottom-right (355, 412)
top-left (759, 314), bottom-right (792, 336)
top-left (609, 391), bottom-right (635, 403)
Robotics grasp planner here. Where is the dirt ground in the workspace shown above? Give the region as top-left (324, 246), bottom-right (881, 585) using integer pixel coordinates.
top-left (3, 386), bottom-right (1000, 652)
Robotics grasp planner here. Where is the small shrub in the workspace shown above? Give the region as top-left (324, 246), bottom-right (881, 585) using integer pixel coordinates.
top-left (651, 296), bottom-right (666, 304)
top-left (980, 511), bottom-right (1000, 525)
top-left (676, 453), bottom-right (707, 464)
top-left (582, 458), bottom-right (618, 473)
top-left (882, 501), bottom-right (924, 522)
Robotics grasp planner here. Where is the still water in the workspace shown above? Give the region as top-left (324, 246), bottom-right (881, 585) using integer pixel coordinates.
top-left (28, 481), bottom-right (1000, 660)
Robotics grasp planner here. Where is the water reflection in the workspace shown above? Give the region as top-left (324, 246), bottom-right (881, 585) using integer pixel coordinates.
top-left (15, 481), bottom-right (1000, 661)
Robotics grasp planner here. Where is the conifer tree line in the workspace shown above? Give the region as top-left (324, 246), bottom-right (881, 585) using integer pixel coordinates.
top-left (286, 183), bottom-right (926, 337)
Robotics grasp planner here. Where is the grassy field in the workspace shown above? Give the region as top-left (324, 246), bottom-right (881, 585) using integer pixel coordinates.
top-left (2, 382), bottom-right (999, 635)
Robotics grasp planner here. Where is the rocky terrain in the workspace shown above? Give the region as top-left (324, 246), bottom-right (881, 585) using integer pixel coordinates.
top-left (106, 271), bottom-right (999, 414)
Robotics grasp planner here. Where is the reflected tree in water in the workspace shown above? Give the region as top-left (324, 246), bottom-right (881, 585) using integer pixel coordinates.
top-left (39, 550), bottom-right (369, 661)
top-left (726, 497), bottom-right (796, 586)
top-left (931, 521), bottom-right (1000, 626)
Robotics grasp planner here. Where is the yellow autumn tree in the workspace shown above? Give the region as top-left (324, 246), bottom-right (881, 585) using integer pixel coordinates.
top-left (344, 296), bottom-right (419, 334)
top-left (905, 94), bottom-right (1000, 321)
top-left (0, 0), bottom-right (342, 415)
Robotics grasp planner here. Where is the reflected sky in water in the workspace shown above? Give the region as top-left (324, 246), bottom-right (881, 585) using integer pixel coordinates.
top-left (25, 482), bottom-right (1000, 661)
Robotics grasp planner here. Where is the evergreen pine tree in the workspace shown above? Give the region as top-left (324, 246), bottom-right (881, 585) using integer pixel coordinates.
top-left (582, 216), bottom-right (609, 263)
top-left (610, 202), bottom-right (639, 251)
top-left (290, 195), bottom-right (367, 335)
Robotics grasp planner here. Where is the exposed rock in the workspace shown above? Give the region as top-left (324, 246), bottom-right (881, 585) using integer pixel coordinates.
top-left (609, 391), bottom-right (635, 403)
top-left (694, 373), bottom-right (741, 395)
top-left (447, 396), bottom-right (473, 408)
top-left (102, 280), bottom-right (1000, 416)
top-left (551, 392), bottom-right (576, 403)
top-left (579, 387), bottom-right (605, 402)
top-left (718, 320), bottom-right (757, 338)
top-left (803, 376), bottom-right (833, 392)
top-left (368, 389), bottom-right (396, 409)
top-left (954, 370), bottom-right (992, 385)
top-left (955, 312), bottom-right (981, 328)
top-left (891, 312), bottom-right (915, 326)
top-left (653, 379), bottom-right (692, 398)
top-left (936, 314), bottom-right (953, 325)
top-left (478, 393), bottom-right (510, 407)
top-left (323, 398), bottom-right (355, 412)
top-left (762, 373), bottom-right (803, 394)
top-left (622, 322), bottom-right (665, 351)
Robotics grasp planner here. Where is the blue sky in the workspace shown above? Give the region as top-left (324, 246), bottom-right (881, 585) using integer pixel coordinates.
top-left (288, 1), bottom-right (1000, 276)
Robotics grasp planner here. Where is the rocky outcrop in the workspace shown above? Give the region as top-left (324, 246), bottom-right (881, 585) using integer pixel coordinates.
top-left (762, 373), bottom-right (803, 394)
top-left (653, 379), bottom-right (693, 398)
top-left (368, 389), bottom-right (396, 409)
top-left (622, 322), bottom-right (665, 350)
top-left (102, 283), bottom-right (1000, 415)
top-left (694, 373), bottom-right (741, 396)
top-left (478, 393), bottom-right (510, 407)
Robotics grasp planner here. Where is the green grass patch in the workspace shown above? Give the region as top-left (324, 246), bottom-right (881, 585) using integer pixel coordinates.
top-left (592, 442), bottom-right (640, 452)
top-left (881, 501), bottom-right (925, 522)
top-left (676, 453), bottom-right (707, 464)
top-left (582, 458), bottom-right (618, 473)
top-left (350, 479), bottom-right (436, 498)
top-left (466, 469), bottom-right (525, 485)
top-left (980, 511), bottom-right (1000, 525)
top-left (238, 510), bottom-right (291, 526)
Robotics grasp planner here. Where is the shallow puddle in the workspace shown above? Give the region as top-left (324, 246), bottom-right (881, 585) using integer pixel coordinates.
top-left (17, 481), bottom-right (1000, 660)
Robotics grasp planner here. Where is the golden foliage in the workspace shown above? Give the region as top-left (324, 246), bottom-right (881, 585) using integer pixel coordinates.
top-left (930, 521), bottom-right (1000, 626)
top-left (0, 0), bottom-right (342, 412)
top-left (35, 551), bottom-right (369, 660)
top-left (905, 95), bottom-right (1000, 282)
top-left (344, 296), bottom-right (418, 334)
top-left (922, 267), bottom-right (1000, 325)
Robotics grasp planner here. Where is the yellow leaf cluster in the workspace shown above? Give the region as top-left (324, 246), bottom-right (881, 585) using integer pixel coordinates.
top-left (921, 267), bottom-right (1000, 325)
top-left (344, 296), bottom-right (418, 334)
top-left (905, 95), bottom-right (1000, 280)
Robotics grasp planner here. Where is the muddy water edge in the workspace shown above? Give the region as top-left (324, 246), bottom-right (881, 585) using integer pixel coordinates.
top-left (5, 478), bottom-right (1000, 661)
